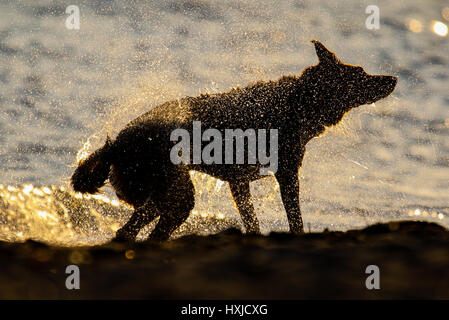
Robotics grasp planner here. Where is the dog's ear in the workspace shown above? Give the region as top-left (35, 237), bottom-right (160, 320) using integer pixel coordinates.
top-left (311, 40), bottom-right (339, 65)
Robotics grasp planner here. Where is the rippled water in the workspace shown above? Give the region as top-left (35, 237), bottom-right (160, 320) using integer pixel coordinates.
top-left (0, 0), bottom-right (448, 245)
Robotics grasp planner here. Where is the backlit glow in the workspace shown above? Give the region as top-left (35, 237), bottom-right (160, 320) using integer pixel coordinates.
top-left (408, 19), bottom-right (422, 33)
top-left (442, 8), bottom-right (449, 21)
top-left (432, 20), bottom-right (448, 36)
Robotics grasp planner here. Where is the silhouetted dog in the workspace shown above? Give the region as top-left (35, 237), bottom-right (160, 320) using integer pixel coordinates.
top-left (71, 40), bottom-right (397, 241)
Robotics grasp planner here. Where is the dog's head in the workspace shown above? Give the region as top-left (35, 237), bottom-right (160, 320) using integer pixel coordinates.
top-left (300, 40), bottom-right (397, 126)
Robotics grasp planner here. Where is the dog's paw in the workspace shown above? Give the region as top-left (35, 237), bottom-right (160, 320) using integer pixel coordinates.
top-left (111, 235), bottom-right (133, 244)
top-left (146, 232), bottom-right (170, 243)
top-left (245, 229), bottom-right (261, 236)
top-left (112, 229), bottom-right (136, 244)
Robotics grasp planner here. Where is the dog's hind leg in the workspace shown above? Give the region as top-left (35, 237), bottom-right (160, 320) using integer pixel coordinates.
top-left (275, 168), bottom-right (304, 234)
top-left (115, 200), bottom-right (160, 241)
top-left (229, 181), bottom-right (260, 234)
top-left (148, 170), bottom-right (195, 241)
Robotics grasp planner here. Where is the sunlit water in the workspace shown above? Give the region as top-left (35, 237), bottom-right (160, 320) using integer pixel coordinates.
top-left (0, 1), bottom-right (448, 245)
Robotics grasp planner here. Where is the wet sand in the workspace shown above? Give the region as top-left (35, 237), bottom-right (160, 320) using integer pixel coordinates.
top-left (1, 220), bottom-right (448, 299)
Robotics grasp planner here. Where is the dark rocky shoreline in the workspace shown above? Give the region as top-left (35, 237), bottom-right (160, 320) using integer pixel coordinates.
top-left (1, 220), bottom-right (448, 299)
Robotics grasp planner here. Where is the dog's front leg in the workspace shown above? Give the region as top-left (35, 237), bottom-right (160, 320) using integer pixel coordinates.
top-left (114, 200), bottom-right (160, 241)
top-left (229, 181), bottom-right (260, 234)
top-left (275, 168), bottom-right (304, 234)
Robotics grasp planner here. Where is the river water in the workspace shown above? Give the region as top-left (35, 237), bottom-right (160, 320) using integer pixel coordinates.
top-left (0, 0), bottom-right (448, 245)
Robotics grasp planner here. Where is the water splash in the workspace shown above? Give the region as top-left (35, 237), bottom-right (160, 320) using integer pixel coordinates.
top-left (1, 177), bottom-right (446, 246)
top-left (1, 1), bottom-right (448, 246)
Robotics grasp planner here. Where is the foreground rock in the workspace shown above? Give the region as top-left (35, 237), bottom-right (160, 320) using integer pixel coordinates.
top-left (0, 220), bottom-right (448, 299)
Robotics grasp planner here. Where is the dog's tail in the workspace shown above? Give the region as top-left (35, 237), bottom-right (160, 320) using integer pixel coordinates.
top-left (71, 136), bottom-right (114, 194)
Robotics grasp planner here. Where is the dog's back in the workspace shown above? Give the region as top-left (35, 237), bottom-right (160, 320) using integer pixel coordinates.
top-left (128, 75), bottom-right (301, 132)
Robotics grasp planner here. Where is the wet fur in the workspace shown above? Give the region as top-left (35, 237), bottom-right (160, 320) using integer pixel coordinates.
top-left (71, 40), bottom-right (397, 241)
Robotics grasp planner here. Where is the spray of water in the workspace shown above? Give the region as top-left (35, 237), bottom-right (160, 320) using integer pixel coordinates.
top-left (1, 1), bottom-right (448, 245)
